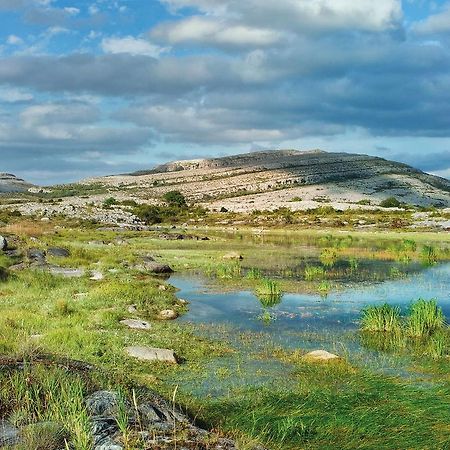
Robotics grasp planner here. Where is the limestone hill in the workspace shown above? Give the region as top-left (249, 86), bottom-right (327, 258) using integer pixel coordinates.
top-left (86, 150), bottom-right (450, 211)
top-left (0, 173), bottom-right (32, 193)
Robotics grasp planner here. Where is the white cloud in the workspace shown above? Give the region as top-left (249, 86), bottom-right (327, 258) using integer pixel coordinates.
top-left (88, 4), bottom-right (99, 15)
top-left (161, 0), bottom-right (402, 33)
top-left (152, 17), bottom-right (282, 47)
top-left (6, 35), bottom-right (24, 45)
top-left (413, 4), bottom-right (450, 34)
top-left (64, 6), bottom-right (80, 16)
top-left (0, 87), bottom-right (33, 102)
top-left (101, 36), bottom-right (166, 58)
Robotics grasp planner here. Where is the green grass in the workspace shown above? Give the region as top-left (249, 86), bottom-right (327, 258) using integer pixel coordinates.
top-left (0, 366), bottom-right (92, 449)
top-left (361, 304), bottom-right (402, 332)
top-left (255, 278), bottom-right (283, 307)
top-left (407, 298), bottom-right (446, 337)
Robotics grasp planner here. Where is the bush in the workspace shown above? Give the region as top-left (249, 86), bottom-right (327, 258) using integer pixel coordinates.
top-left (380, 197), bottom-right (401, 208)
top-left (163, 190), bottom-right (187, 208)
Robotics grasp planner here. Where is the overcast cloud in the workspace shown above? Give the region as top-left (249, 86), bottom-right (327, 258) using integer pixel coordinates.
top-left (0, 0), bottom-right (449, 183)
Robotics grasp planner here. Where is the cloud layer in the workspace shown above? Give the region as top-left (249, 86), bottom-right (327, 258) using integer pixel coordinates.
top-left (0, 0), bottom-right (449, 183)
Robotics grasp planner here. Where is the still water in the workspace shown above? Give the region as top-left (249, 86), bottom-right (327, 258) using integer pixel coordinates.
top-left (168, 263), bottom-right (450, 394)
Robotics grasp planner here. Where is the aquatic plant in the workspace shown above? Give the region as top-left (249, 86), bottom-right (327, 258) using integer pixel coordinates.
top-left (407, 299), bottom-right (445, 338)
top-left (211, 261), bottom-right (242, 279)
top-left (304, 266), bottom-right (326, 281)
top-left (320, 248), bottom-right (338, 267)
top-left (420, 245), bottom-right (437, 265)
top-left (348, 257), bottom-right (359, 272)
top-left (246, 267), bottom-right (262, 280)
top-left (360, 304), bottom-right (402, 332)
top-left (255, 278), bottom-right (283, 307)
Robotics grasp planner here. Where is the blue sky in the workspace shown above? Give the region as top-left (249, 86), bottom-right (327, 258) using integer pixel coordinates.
top-left (0, 0), bottom-right (450, 184)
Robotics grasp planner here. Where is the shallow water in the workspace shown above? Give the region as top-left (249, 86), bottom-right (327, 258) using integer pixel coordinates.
top-left (169, 263), bottom-right (450, 394)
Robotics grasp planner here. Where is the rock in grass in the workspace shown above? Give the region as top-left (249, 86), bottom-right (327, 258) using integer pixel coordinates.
top-left (90, 270), bottom-right (104, 281)
top-left (223, 251), bottom-right (243, 260)
top-left (86, 391), bottom-right (121, 416)
top-left (126, 346), bottom-right (178, 364)
top-left (120, 319), bottom-right (151, 330)
top-left (303, 350), bottom-right (339, 361)
top-left (143, 261), bottom-right (174, 274)
top-left (0, 236), bottom-right (7, 251)
top-left (0, 420), bottom-right (20, 446)
top-left (47, 247), bottom-right (70, 257)
top-left (158, 309), bottom-right (178, 320)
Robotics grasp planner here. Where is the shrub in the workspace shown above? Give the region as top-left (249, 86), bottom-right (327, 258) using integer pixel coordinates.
top-left (380, 197), bottom-right (401, 208)
top-left (163, 190), bottom-right (187, 208)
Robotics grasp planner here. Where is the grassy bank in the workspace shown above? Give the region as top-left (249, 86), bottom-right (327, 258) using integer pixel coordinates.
top-left (1, 218), bottom-right (450, 449)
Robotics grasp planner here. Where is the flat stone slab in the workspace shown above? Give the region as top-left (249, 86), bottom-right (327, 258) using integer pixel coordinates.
top-left (303, 350), bottom-right (339, 361)
top-left (49, 267), bottom-right (85, 277)
top-left (126, 346), bottom-right (178, 364)
top-left (120, 319), bottom-right (151, 330)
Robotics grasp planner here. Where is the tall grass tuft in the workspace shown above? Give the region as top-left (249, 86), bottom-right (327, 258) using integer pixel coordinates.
top-left (407, 298), bottom-right (445, 337)
top-left (304, 266), bottom-right (325, 281)
top-left (421, 245), bottom-right (437, 265)
top-left (255, 278), bottom-right (283, 307)
top-left (360, 304), bottom-right (402, 332)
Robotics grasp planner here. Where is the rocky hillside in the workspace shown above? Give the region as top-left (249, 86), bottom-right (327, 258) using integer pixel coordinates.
top-left (85, 150), bottom-right (450, 211)
top-left (0, 173), bottom-right (32, 193)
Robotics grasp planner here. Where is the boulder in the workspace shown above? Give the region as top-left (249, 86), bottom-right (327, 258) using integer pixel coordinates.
top-left (0, 420), bottom-right (20, 446)
top-left (141, 261), bottom-right (174, 274)
top-left (126, 346), bottom-right (178, 364)
top-left (0, 235), bottom-right (7, 251)
top-left (223, 252), bottom-right (243, 260)
top-left (27, 248), bottom-right (46, 262)
top-left (86, 391), bottom-right (121, 417)
top-left (158, 309), bottom-right (178, 320)
top-left (47, 247), bottom-right (70, 257)
top-left (120, 319), bottom-right (151, 330)
top-left (303, 350), bottom-right (339, 361)
top-left (90, 270), bottom-right (104, 281)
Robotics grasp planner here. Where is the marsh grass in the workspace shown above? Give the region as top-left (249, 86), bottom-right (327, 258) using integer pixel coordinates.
top-left (255, 278), bottom-right (283, 307)
top-left (0, 366), bottom-right (93, 449)
top-left (407, 298), bottom-right (445, 337)
top-left (361, 304), bottom-right (402, 332)
top-left (304, 266), bottom-right (326, 281)
top-left (207, 261), bottom-right (242, 279)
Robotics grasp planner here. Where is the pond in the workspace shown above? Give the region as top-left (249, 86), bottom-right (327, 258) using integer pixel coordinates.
top-left (169, 262), bottom-right (450, 395)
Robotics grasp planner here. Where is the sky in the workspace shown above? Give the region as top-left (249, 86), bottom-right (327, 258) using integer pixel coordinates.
top-left (0, 0), bottom-right (450, 184)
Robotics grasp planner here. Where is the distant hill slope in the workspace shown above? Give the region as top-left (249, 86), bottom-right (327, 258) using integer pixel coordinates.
top-left (0, 173), bottom-right (33, 193)
top-left (84, 150), bottom-right (450, 211)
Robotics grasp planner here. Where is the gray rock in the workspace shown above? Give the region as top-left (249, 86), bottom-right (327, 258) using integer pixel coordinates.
top-left (141, 260), bottom-right (174, 274)
top-left (86, 391), bottom-right (121, 417)
top-left (223, 251), bottom-right (243, 260)
top-left (27, 248), bottom-right (46, 262)
top-left (303, 350), bottom-right (339, 361)
top-left (158, 309), bottom-right (179, 320)
top-left (90, 270), bottom-right (104, 281)
top-left (126, 346), bottom-right (178, 364)
top-left (0, 235), bottom-right (7, 251)
top-left (49, 266), bottom-right (85, 278)
top-left (47, 247), bottom-right (70, 257)
top-left (120, 319), bottom-right (151, 330)
top-left (0, 420), bottom-right (20, 446)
